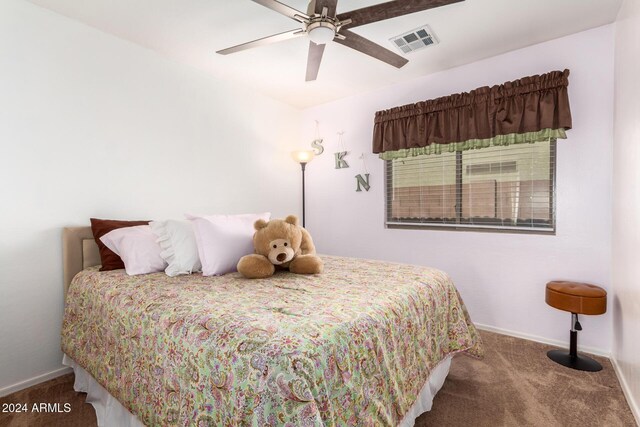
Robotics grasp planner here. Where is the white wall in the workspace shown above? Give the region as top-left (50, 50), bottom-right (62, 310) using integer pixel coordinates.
top-left (0, 0), bottom-right (301, 394)
top-left (613, 0), bottom-right (640, 421)
top-left (301, 25), bottom-right (614, 353)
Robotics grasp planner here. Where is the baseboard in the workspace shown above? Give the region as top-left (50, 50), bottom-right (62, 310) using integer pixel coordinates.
top-left (474, 323), bottom-right (610, 358)
top-left (0, 366), bottom-right (73, 398)
top-left (611, 356), bottom-right (640, 426)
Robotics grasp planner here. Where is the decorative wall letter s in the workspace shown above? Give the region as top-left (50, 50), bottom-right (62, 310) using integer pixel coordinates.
top-left (311, 139), bottom-right (324, 155)
top-left (310, 120), bottom-right (324, 155)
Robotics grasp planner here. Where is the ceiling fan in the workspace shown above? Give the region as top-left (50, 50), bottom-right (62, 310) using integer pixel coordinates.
top-left (217, 0), bottom-right (464, 81)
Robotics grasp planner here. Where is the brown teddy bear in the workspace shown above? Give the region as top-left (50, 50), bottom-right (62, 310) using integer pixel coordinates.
top-left (237, 215), bottom-right (323, 279)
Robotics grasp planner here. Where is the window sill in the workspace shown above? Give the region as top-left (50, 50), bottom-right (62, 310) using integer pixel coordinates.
top-left (385, 222), bottom-right (556, 235)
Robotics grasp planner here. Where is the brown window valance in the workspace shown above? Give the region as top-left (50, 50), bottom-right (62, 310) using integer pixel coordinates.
top-left (373, 69), bottom-right (572, 157)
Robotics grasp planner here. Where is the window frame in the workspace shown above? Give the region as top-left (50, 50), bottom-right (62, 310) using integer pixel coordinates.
top-left (384, 139), bottom-right (557, 235)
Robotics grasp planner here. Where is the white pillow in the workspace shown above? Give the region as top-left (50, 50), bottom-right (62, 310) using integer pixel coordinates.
top-left (99, 225), bottom-right (168, 276)
top-left (186, 212), bottom-right (270, 276)
top-left (149, 220), bottom-right (202, 277)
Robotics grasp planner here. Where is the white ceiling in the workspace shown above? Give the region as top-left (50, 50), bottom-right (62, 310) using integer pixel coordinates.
top-left (26, 0), bottom-right (622, 108)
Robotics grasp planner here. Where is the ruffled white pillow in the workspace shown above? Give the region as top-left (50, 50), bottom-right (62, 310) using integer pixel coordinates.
top-left (149, 220), bottom-right (202, 277)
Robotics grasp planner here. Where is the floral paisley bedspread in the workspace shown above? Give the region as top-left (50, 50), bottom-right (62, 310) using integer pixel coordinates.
top-left (62, 255), bottom-right (483, 426)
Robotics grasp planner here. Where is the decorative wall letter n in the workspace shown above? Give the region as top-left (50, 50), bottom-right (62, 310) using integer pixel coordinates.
top-left (355, 174), bottom-right (370, 192)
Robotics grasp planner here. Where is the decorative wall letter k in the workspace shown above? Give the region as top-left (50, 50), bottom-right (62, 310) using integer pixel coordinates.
top-left (334, 152), bottom-right (349, 169)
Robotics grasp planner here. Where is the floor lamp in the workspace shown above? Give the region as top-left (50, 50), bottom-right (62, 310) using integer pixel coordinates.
top-left (291, 150), bottom-right (315, 228)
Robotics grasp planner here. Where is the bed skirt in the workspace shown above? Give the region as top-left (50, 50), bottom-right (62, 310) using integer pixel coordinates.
top-left (63, 354), bottom-right (451, 427)
top-left (63, 354), bottom-right (144, 427)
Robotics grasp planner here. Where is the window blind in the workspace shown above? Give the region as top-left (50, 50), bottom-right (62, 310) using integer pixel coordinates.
top-left (385, 139), bottom-right (556, 232)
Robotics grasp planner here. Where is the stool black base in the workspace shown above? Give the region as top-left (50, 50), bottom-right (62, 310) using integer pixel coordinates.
top-left (547, 314), bottom-right (603, 372)
top-left (547, 349), bottom-right (602, 372)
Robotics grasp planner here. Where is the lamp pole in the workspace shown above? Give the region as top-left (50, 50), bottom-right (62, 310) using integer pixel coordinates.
top-left (300, 161), bottom-right (307, 228)
top-left (291, 150), bottom-right (315, 229)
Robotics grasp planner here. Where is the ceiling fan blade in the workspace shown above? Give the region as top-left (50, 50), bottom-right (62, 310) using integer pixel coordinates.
top-left (307, 0), bottom-right (315, 14)
top-left (216, 29), bottom-right (304, 55)
top-left (310, 0), bottom-right (338, 17)
top-left (334, 29), bottom-right (408, 68)
top-left (337, 0), bottom-right (464, 29)
top-left (305, 41), bottom-right (326, 81)
top-left (251, 0), bottom-right (308, 21)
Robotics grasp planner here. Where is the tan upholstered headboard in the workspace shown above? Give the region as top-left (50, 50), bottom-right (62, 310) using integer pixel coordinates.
top-left (63, 227), bottom-right (100, 297)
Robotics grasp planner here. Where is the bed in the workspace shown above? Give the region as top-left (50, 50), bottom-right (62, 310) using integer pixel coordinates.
top-left (61, 226), bottom-right (483, 426)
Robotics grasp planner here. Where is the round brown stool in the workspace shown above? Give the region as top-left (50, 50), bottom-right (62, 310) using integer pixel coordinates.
top-left (545, 281), bottom-right (607, 372)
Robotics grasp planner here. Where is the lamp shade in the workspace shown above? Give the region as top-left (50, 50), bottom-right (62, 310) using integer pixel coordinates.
top-left (291, 150), bottom-right (315, 164)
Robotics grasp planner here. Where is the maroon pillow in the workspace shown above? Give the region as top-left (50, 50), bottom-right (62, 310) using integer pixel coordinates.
top-left (90, 218), bottom-right (150, 271)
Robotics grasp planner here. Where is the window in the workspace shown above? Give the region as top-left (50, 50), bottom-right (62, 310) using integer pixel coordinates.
top-left (385, 139), bottom-right (556, 233)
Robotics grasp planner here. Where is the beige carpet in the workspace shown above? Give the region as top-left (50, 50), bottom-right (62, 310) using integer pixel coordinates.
top-left (0, 331), bottom-right (636, 426)
top-left (417, 331), bottom-right (636, 426)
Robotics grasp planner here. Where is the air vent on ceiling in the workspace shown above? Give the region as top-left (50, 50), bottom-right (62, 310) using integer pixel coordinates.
top-left (390, 25), bottom-right (439, 55)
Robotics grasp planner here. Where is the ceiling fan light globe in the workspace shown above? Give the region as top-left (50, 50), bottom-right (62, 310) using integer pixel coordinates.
top-left (308, 26), bottom-right (335, 44)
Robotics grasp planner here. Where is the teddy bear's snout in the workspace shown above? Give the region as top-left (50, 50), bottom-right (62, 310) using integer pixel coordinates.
top-left (268, 239), bottom-right (295, 265)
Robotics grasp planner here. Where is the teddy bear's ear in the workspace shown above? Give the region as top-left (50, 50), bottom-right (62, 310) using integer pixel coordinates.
top-left (284, 215), bottom-right (299, 226)
top-left (254, 219), bottom-right (268, 230)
